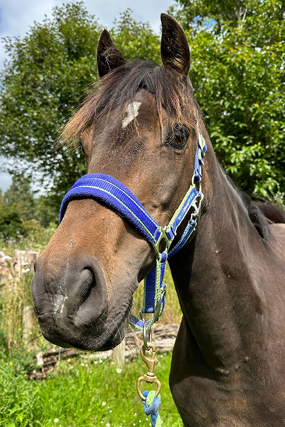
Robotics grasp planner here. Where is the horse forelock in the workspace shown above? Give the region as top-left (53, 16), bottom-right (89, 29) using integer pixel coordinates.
top-left (61, 60), bottom-right (202, 145)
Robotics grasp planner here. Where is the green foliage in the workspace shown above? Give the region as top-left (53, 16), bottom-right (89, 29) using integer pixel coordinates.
top-left (0, 173), bottom-right (57, 227)
top-left (0, 330), bottom-right (8, 355)
top-left (170, 0), bottom-right (285, 200)
top-left (0, 360), bottom-right (42, 426)
top-left (111, 9), bottom-right (160, 63)
top-left (34, 195), bottom-right (58, 228)
top-left (170, 0), bottom-right (285, 39)
top-left (0, 205), bottom-right (27, 239)
top-left (4, 174), bottom-right (36, 220)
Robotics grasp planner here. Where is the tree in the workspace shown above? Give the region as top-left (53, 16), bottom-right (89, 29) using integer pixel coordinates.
top-left (34, 195), bottom-right (58, 228)
top-left (170, 0), bottom-right (285, 201)
top-left (0, 205), bottom-right (27, 239)
top-left (0, 2), bottom-right (160, 209)
top-left (110, 9), bottom-right (160, 63)
top-left (4, 174), bottom-right (36, 220)
top-left (1, 174), bottom-right (57, 227)
top-left (170, 0), bottom-right (285, 41)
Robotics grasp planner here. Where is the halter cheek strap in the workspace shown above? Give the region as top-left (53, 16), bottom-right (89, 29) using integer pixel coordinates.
top-left (59, 126), bottom-right (207, 331)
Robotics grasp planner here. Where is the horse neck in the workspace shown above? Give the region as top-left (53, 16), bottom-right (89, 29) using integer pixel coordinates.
top-left (169, 136), bottom-right (267, 368)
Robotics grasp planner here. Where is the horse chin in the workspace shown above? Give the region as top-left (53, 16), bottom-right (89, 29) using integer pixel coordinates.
top-left (37, 304), bottom-right (131, 352)
top-left (92, 308), bottom-right (131, 352)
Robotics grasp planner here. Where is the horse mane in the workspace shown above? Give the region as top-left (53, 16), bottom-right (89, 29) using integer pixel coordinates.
top-left (255, 202), bottom-right (285, 224)
top-left (225, 172), bottom-right (285, 240)
top-left (61, 60), bottom-right (202, 143)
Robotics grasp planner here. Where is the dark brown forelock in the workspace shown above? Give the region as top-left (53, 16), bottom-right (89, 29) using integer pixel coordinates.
top-left (61, 59), bottom-right (201, 144)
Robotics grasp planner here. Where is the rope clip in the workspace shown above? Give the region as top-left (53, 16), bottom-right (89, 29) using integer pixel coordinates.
top-left (137, 342), bottom-right (161, 400)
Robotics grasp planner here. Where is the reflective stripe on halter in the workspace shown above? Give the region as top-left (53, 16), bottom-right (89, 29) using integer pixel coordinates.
top-left (59, 124), bottom-right (207, 331)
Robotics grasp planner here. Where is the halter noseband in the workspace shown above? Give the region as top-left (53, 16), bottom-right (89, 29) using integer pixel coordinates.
top-left (59, 124), bottom-right (207, 331)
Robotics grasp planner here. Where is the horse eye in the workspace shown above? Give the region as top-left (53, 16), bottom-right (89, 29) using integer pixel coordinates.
top-left (168, 125), bottom-right (190, 149)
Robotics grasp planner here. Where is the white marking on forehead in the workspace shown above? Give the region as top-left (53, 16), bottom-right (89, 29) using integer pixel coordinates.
top-left (122, 101), bottom-right (141, 128)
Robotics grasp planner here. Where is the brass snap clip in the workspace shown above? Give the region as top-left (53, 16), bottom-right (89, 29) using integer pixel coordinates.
top-left (136, 342), bottom-right (161, 400)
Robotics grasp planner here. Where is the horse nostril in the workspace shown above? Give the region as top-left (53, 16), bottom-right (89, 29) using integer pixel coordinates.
top-left (74, 258), bottom-right (108, 325)
top-left (77, 268), bottom-right (96, 306)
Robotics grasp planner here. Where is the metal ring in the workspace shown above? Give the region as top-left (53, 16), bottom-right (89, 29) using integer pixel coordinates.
top-left (198, 180), bottom-right (202, 193)
top-left (136, 376), bottom-right (161, 401)
top-left (142, 319), bottom-right (152, 349)
top-left (192, 201), bottom-right (199, 216)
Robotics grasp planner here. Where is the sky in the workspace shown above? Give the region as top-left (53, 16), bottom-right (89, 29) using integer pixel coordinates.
top-left (0, 0), bottom-right (173, 192)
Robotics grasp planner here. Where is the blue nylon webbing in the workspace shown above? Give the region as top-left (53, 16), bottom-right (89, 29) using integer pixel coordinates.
top-left (169, 219), bottom-right (197, 258)
top-left (59, 130), bottom-right (207, 330)
top-left (59, 174), bottom-right (161, 246)
top-left (169, 186), bottom-right (198, 233)
top-left (144, 251), bottom-right (167, 312)
top-left (144, 267), bottom-right (157, 313)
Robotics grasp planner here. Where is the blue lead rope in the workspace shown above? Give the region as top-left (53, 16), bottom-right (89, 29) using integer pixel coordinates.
top-left (142, 391), bottom-right (162, 426)
top-left (59, 124), bottom-right (207, 330)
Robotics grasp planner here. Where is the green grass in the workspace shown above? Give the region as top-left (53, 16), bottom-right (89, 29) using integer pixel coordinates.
top-left (0, 352), bottom-right (183, 427)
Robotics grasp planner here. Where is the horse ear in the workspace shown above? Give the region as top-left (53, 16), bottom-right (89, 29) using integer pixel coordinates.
top-left (97, 29), bottom-right (125, 78)
top-left (160, 13), bottom-right (190, 77)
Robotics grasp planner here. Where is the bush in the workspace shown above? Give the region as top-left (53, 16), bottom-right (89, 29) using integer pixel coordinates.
top-left (0, 205), bottom-right (27, 239)
top-left (22, 219), bottom-right (43, 236)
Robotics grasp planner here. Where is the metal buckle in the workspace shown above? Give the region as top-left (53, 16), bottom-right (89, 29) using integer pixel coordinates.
top-left (140, 316), bottom-right (152, 349)
top-left (192, 173), bottom-right (201, 187)
top-left (136, 343), bottom-right (161, 400)
top-left (153, 229), bottom-right (171, 256)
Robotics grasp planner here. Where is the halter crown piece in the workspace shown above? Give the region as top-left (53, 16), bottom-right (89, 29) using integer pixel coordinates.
top-left (59, 122), bottom-right (207, 331)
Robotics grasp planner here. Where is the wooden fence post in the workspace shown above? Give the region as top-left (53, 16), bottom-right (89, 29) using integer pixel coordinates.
top-left (22, 305), bottom-right (34, 345)
top-left (112, 338), bottom-right (125, 367)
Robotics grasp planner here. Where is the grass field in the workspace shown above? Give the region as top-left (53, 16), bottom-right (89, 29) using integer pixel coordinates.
top-left (0, 351), bottom-right (183, 427)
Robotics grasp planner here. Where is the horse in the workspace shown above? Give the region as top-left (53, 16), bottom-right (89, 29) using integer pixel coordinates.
top-left (31, 13), bottom-right (285, 426)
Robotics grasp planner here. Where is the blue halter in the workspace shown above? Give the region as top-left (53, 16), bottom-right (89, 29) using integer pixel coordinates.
top-left (59, 124), bottom-right (207, 330)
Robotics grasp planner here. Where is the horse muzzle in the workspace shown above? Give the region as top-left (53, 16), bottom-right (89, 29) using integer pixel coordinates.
top-left (31, 254), bottom-right (122, 350)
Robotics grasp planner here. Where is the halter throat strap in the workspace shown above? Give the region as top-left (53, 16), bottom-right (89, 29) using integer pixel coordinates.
top-left (59, 129), bottom-right (207, 330)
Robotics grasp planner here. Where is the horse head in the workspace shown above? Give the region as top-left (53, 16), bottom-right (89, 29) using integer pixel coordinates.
top-left (31, 14), bottom-right (208, 351)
